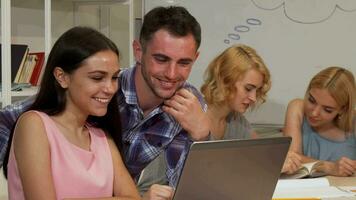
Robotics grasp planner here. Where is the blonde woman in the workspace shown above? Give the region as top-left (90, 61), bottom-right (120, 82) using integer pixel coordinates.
top-left (282, 67), bottom-right (356, 176)
top-left (201, 44), bottom-right (271, 140)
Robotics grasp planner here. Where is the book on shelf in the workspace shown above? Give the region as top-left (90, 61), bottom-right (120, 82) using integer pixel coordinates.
top-left (14, 47), bottom-right (30, 83)
top-left (0, 44), bottom-right (29, 82)
top-left (7, 51), bottom-right (45, 86)
top-left (29, 52), bottom-right (45, 86)
top-left (17, 53), bottom-right (37, 84)
top-left (280, 161), bottom-right (326, 179)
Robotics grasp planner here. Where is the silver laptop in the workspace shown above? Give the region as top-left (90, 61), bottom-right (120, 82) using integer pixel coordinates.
top-left (173, 137), bottom-right (291, 200)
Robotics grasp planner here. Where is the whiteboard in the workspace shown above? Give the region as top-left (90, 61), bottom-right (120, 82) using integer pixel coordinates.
top-left (144, 0), bottom-right (356, 124)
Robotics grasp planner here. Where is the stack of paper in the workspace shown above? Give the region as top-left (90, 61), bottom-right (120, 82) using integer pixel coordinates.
top-left (273, 178), bottom-right (356, 199)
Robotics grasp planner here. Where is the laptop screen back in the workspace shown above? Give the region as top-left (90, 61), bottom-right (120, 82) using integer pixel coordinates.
top-left (173, 137), bottom-right (291, 200)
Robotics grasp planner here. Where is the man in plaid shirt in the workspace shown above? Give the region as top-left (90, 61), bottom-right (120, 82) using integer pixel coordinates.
top-left (1, 5), bottom-right (209, 200)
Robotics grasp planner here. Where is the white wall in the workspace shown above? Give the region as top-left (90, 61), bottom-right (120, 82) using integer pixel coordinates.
top-left (144, 0), bottom-right (356, 124)
top-left (110, 3), bottom-right (130, 67)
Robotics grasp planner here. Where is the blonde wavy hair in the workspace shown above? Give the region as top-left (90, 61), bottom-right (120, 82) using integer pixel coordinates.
top-left (306, 66), bottom-right (356, 133)
top-left (201, 44), bottom-right (271, 108)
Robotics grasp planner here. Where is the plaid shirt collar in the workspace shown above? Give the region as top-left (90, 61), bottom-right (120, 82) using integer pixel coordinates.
top-left (120, 66), bottom-right (140, 106)
top-left (119, 66), bottom-right (178, 139)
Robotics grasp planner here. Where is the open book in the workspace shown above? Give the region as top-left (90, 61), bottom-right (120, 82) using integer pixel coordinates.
top-left (280, 161), bottom-right (326, 179)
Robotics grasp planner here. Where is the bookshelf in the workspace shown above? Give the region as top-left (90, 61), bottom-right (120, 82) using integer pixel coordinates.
top-left (0, 0), bottom-right (136, 108)
top-left (1, 0), bottom-right (51, 107)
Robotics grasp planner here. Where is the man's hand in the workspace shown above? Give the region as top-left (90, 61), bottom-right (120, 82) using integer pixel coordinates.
top-left (142, 184), bottom-right (174, 200)
top-left (281, 151), bottom-right (303, 174)
top-left (163, 88), bottom-right (209, 140)
top-left (323, 157), bottom-right (356, 177)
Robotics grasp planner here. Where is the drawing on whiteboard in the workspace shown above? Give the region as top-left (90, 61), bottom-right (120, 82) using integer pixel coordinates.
top-left (251, 0), bottom-right (356, 24)
top-left (224, 18), bottom-right (262, 44)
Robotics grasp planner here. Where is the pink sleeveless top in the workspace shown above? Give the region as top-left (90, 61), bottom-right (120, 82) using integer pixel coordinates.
top-left (7, 111), bottom-right (114, 199)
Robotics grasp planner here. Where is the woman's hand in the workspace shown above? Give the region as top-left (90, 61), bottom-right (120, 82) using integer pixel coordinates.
top-left (281, 151), bottom-right (303, 174)
top-left (322, 157), bottom-right (356, 177)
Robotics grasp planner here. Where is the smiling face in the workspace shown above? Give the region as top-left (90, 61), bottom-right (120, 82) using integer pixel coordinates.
top-left (57, 50), bottom-right (120, 117)
top-left (134, 29), bottom-right (199, 100)
top-left (304, 88), bottom-right (342, 128)
top-left (229, 69), bottom-right (264, 113)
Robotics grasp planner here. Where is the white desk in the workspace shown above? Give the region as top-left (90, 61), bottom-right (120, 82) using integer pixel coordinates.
top-left (273, 176), bottom-right (356, 200)
top-left (328, 176), bottom-right (356, 187)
